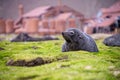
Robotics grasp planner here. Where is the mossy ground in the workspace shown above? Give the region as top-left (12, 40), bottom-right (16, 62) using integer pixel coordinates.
top-left (0, 34), bottom-right (120, 80)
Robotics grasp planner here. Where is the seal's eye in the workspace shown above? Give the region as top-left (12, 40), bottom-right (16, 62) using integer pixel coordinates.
top-left (69, 31), bottom-right (74, 35)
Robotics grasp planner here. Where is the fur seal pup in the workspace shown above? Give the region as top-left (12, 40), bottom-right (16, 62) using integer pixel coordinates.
top-left (62, 28), bottom-right (99, 52)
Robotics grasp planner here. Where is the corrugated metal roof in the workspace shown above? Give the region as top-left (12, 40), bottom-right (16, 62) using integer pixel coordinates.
top-left (86, 17), bottom-right (116, 28)
top-left (55, 5), bottom-right (84, 17)
top-left (101, 1), bottom-right (120, 14)
top-left (23, 6), bottom-right (52, 18)
top-left (55, 12), bottom-right (72, 20)
top-left (96, 18), bottom-right (116, 27)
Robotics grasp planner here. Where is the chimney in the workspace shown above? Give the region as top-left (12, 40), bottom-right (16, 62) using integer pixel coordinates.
top-left (18, 4), bottom-right (24, 17)
top-left (58, 0), bottom-right (62, 6)
top-left (57, 0), bottom-right (62, 14)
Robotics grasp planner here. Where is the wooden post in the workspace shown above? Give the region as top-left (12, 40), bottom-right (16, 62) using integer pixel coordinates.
top-left (115, 28), bottom-right (120, 34)
top-left (5, 19), bottom-right (14, 33)
top-left (0, 19), bottom-right (6, 33)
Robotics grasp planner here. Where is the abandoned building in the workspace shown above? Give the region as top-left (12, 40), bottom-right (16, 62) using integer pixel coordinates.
top-left (16, 4), bottom-right (84, 35)
top-left (0, 0), bottom-right (120, 35)
top-left (0, 4), bottom-right (84, 35)
top-left (83, 1), bottom-right (120, 34)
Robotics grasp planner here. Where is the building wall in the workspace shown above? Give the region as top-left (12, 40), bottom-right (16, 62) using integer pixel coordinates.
top-left (0, 0), bottom-right (119, 20)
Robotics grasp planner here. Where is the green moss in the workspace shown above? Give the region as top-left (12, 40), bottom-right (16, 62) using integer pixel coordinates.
top-left (0, 36), bottom-right (120, 80)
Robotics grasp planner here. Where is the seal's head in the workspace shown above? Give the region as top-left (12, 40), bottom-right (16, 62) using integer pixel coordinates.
top-left (62, 28), bottom-right (84, 43)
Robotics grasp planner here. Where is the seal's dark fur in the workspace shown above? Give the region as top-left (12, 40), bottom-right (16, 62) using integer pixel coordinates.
top-left (62, 28), bottom-right (99, 52)
top-left (11, 33), bottom-right (59, 42)
top-left (103, 34), bottom-right (120, 46)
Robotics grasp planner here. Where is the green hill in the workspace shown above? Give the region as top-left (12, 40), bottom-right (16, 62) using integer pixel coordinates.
top-left (0, 36), bottom-right (120, 80)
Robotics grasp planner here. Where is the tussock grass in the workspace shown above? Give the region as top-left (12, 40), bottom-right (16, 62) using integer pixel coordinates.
top-left (0, 35), bottom-right (120, 80)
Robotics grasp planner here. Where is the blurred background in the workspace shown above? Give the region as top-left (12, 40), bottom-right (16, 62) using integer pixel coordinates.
top-left (0, 0), bottom-right (120, 36)
top-left (0, 0), bottom-right (118, 19)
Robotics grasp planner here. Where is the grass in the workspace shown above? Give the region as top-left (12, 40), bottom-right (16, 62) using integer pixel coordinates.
top-left (0, 35), bottom-right (120, 80)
